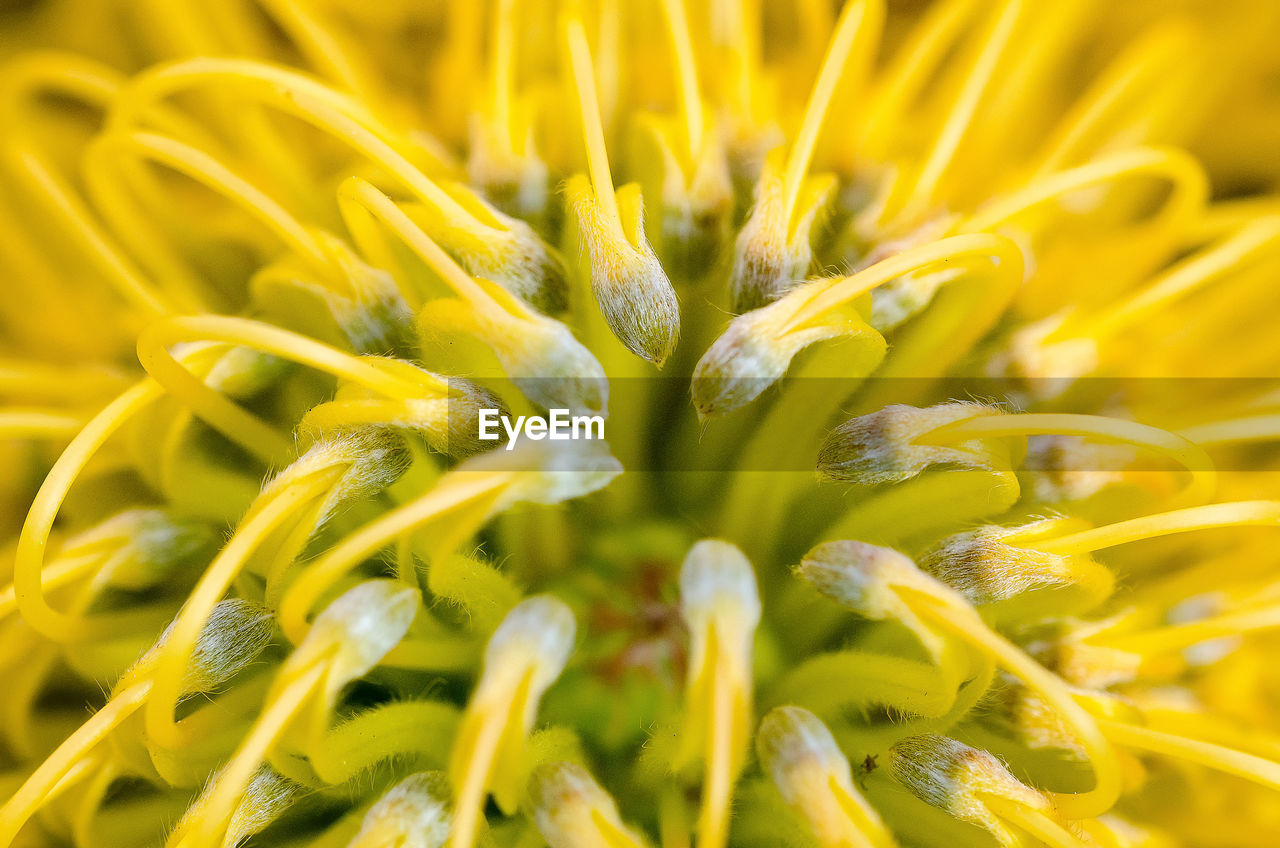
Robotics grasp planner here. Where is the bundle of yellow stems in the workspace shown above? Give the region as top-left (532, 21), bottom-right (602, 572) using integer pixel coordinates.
top-left (3, 0), bottom-right (1280, 846)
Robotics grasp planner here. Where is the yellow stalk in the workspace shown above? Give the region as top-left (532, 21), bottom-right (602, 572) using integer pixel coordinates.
top-left (143, 467), bottom-right (342, 751)
top-left (1098, 719), bottom-right (1280, 794)
top-left (901, 0), bottom-right (1023, 215)
top-left (658, 0), bottom-right (705, 162)
top-left (781, 0), bottom-right (883, 222)
top-left (1028, 500), bottom-right (1280, 557)
top-left (0, 682), bottom-right (151, 844)
top-left (565, 14), bottom-right (622, 232)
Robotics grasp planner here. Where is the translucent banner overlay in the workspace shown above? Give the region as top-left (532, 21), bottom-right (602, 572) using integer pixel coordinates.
top-left (445, 377), bottom-right (1280, 472)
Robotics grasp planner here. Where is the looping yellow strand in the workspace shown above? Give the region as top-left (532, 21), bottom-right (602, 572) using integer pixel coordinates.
top-left (143, 468), bottom-right (342, 752)
top-left (338, 177), bottom-right (494, 306)
top-left (136, 330), bottom-right (292, 466)
top-left (0, 409), bottom-right (86, 440)
top-left (904, 589), bottom-right (1122, 819)
top-left (657, 0), bottom-right (705, 163)
top-left (85, 129), bottom-right (333, 275)
top-left (982, 796), bottom-right (1088, 848)
top-left (14, 380), bottom-right (164, 641)
top-left (110, 59), bottom-right (479, 228)
top-left (961, 146), bottom-right (1207, 237)
top-left (896, 0), bottom-right (1024, 219)
top-left (1097, 718), bottom-right (1280, 795)
top-left (489, 0), bottom-right (518, 158)
top-left (1084, 215), bottom-right (1280, 343)
top-left (135, 313), bottom-right (456, 466)
top-left (254, 0), bottom-right (373, 96)
top-left (856, 0), bottom-right (982, 159)
top-left (795, 233), bottom-right (1016, 328)
top-left (1180, 412), bottom-right (1280, 447)
top-left (918, 412), bottom-right (1217, 505)
top-left (168, 662), bottom-right (327, 848)
top-left (1099, 604), bottom-right (1280, 656)
top-left (4, 146), bottom-right (175, 316)
top-left (0, 55), bottom-right (189, 315)
top-left (277, 472), bottom-right (513, 643)
top-left (1030, 23), bottom-right (1193, 176)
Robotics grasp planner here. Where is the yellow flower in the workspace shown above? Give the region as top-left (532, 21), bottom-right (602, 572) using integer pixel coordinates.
top-left (3, 1), bottom-right (1280, 846)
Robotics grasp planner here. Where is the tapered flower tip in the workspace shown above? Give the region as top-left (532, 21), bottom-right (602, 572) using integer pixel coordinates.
top-left (441, 380), bottom-right (511, 456)
top-left (493, 215), bottom-right (572, 314)
top-left (123, 599), bottom-right (274, 696)
top-left (920, 521), bottom-right (1114, 617)
top-left (183, 599), bottom-right (275, 693)
top-left (795, 540), bottom-right (926, 620)
top-left (817, 403), bottom-right (1016, 484)
top-left (679, 539), bottom-right (762, 629)
top-left (348, 772), bottom-right (452, 848)
top-left (511, 320), bottom-right (610, 416)
top-left (483, 595), bottom-right (576, 690)
top-left (312, 230), bottom-right (416, 354)
top-left (415, 183), bottom-right (569, 313)
top-left (887, 735), bottom-right (1050, 838)
top-left (301, 359), bottom-right (507, 459)
top-left (985, 685), bottom-right (1089, 760)
top-left (692, 281), bottom-right (885, 419)
top-left (88, 509), bottom-right (219, 590)
top-left (756, 706), bottom-right (851, 805)
top-left (305, 580), bottom-right (419, 684)
top-left (417, 267), bottom-right (607, 417)
top-left (463, 438), bottom-right (622, 506)
top-left (567, 175), bottom-right (680, 366)
top-left (1048, 626), bottom-right (1143, 689)
top-left (224, 768), bottom-right (304, 848)
top-left (728, 156), bottom-right (834, 313)
top-left (265, 429), bottom-right (411, 527)
top-left (691, 308), bottom-right (793, 418)
top-left (757, 707), bottom-right (894, 848)
top-left (529, 762), bottom-right (645, 848)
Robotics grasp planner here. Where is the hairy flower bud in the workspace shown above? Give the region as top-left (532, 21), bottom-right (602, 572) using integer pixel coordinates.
top-left (529, 762), bottom-right (646, 848)
top-left (818, 403), bottom-right (1018, 484)
top-left (757, 706), bottom-right (895, 848)
top-left (920, 520), bottom-right (1115, 620)
top-left (729, 154), bottom-right (836, 312)
top-left (448, 595), bottom-right (577, 847)
top-left (887, 735), bottom-right (1052, 846)
top-left (225, 768), bottom-right (305, 848)
top-left (692, 281), bottom-right (885, 418)
top-left (71, 508), bottom-right (218, 590)
top-left (261, 429), bottom-right (412, 530)
top-left (348, 772), bottom-right (452, 848)
top-left (120, 598), bottom-right (274, 696)
top-left (300, 580), bottom-right (419, 691)
top-left (417, 288), bottom-right (608, 416)
top-left (567, 175), bottom-right (680, 366)
top-left (409, 181), bottom-right (569, 313)
top-left (795, 540), bottom-right (935, 621)
top-left (300, 357), bottom-right (507, 457)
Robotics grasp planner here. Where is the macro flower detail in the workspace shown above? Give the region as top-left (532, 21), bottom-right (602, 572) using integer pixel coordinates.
top-left (3, 1), bottom-right (1280, 847)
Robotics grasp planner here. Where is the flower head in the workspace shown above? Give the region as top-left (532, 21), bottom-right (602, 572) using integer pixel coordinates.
top-left (4, 2), bottom-right (1280, 847)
